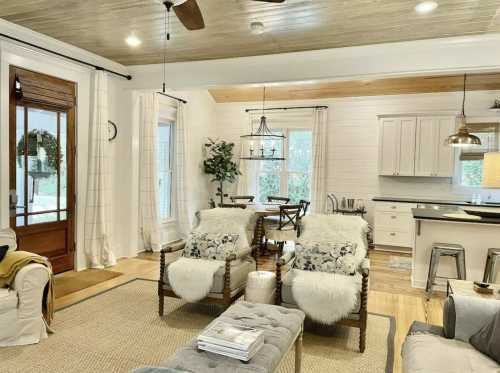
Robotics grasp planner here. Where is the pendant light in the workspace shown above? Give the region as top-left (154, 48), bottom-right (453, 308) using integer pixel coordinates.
top-left (240, 87), bottom-right (286, 161)
top-left (445, 74), bottom-right (481, 147)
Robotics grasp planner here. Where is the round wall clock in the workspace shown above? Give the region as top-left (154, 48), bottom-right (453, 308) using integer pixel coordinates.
top-left (108, 120), bottom-right (117, 141)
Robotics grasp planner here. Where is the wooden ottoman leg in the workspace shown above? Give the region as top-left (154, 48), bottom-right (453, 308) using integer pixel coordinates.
top-left (295, 330), bottom-right (303, 373)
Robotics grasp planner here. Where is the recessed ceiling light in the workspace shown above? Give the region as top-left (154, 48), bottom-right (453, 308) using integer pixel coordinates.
top-left (250, 22), bottom-right (265, 35)
top-left (415, 1), bottom-right (438, 14)
top-left (125, 34), bottom-right (142, 47)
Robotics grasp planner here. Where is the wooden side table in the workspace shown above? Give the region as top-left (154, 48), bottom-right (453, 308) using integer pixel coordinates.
top-left (447, 279), bottom-right (500, 300)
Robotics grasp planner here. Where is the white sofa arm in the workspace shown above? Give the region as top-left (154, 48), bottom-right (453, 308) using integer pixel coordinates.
top-left (11, 264), bottom-right (50, 320)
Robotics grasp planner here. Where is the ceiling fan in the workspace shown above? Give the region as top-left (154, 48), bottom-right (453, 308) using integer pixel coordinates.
top-left (163, 0), bottom-right (285, 31)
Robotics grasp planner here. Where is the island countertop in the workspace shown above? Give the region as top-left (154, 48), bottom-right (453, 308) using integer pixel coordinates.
top-left (373, 196), bottom-right (500, 208)
top-left (412, 208), bottom-right (500, 225)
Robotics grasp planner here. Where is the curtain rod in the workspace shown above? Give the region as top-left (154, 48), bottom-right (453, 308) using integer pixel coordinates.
top-left (0, 32), bottom-right (132, 80)
top-left (245, 105), bottom-right (328, 112)
top-left (156, 91), bottom-right (187, 104)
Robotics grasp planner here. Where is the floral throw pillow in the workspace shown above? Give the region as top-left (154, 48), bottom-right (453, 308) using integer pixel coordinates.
top-left (183, 232), bottom-right (239, 261)
top-left (293, 241), bottom-right (358, 275)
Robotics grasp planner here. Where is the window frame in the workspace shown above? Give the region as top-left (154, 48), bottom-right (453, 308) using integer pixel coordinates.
top-left (255, 127), bottom-right (312, 202)
top-left (157, 120), bottom-right (175, 223)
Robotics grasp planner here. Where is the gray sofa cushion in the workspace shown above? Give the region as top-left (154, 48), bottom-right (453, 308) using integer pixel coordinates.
top-left (163, 258), bottom-right (256, 294)
top-left (402, 332), bottom-right (499, 373)
top-left (470, 310), bottom-right (500, 364)
top-left (162, 302), bottom-right (305, 373)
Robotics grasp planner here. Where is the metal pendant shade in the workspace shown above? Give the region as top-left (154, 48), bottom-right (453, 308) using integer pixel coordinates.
top-left (445, 74), bottom-right (481, 147)
top-left (240, 87), bottom-right (286, 160)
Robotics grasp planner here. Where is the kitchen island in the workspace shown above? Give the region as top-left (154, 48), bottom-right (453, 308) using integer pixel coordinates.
top-left (412, 207), bottom-right (500, 290)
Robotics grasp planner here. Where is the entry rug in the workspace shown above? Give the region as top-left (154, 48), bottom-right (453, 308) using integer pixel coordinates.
top-left (0, 279), bottom-right (395, 373)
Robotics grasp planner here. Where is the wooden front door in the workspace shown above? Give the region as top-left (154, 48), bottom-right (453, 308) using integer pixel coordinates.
top-left (9, 66), bottom-right (76, 273)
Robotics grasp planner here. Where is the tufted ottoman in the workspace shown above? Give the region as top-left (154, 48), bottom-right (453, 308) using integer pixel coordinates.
top-left (161, 301), bottom-right (305, 373)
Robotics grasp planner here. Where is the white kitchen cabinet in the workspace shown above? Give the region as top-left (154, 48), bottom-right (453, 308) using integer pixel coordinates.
top-left (415, 116), bottom-right (456, 177)
top-left (379, 115), bottom-right (456, 177)
top-left (374, 202), bottom-right (417, 248)
top-left (378, 117), bottom-right (416, 176)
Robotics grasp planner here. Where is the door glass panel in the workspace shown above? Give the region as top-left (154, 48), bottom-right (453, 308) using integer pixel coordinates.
top-left (288, 131), bottom-right (312, 173)
top-left (60, 211), bottom-right (67, 221)
top-left (60, 113), bottom-right (67, 209)
top-left (26, 108), bottom-right (58, 217)
top-left (258, 174), bottom-right (280, 202)
top-left (28, 213), bottom-right (58, 225)
top-left (287, 173), bottom-right (311, 203)
top-left (15, 106), bottom-right (25, 226)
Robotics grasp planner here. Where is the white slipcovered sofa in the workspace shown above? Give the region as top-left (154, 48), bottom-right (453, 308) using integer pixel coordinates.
top-left (0, 228), bottom-right (51, 347)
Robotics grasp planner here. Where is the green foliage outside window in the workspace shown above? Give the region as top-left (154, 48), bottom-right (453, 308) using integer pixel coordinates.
top-left (461, 160), bottom-right (483, 187)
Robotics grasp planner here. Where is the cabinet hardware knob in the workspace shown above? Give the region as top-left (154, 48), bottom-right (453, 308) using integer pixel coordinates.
top-left (390, 232), bottom-right (396, 236)
top-left (391, 206), bottom-right (397, 209)
top-left (391, 216), bottom-right (397, 219)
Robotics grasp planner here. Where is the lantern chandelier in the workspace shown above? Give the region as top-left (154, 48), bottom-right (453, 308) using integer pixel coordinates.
top-left (240, 87), bottom-right (286, 161)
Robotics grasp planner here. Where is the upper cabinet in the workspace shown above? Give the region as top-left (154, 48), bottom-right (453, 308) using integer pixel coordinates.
top-left (378, 117), bottom-right (416, 176)
top-left (379, 115), bottom-right (456, 177)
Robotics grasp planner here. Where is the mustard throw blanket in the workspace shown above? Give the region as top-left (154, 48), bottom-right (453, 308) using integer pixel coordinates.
top-left (0, 251), bottom-right (54, 325)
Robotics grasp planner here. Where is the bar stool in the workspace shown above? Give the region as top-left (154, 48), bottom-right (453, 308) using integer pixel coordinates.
top-left (483, 248), bottom-right (500, 284)
top-left (426, 243), bottom-right (466, 297)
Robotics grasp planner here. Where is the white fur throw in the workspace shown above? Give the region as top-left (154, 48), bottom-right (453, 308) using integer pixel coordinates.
top-left (168, 258), bottom-right (223, 302)
top-left (290, 269), bottom-right (361, 324)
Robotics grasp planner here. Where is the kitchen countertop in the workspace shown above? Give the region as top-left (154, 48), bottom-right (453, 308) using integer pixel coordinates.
top-left (412, 208), bottom-right (500, 225)
top-left (373, 196), bottom-right (500, 208)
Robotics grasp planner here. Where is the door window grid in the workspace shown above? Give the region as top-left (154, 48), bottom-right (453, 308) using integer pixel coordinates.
top-left (15, 105), bottom-right (68, 226)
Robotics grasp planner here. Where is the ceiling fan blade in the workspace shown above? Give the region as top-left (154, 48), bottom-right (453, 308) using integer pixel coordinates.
top-left (173, 0), bottom-right (205, 30)
top-left (252, 0), bottom-right (286, 2)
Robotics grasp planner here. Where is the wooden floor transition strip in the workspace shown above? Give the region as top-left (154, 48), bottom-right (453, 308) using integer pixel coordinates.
top-left (54, 269), bottom-right (123, 299)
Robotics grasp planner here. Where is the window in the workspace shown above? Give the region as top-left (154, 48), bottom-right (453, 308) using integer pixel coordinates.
top-left (256, 129), bottom-right (313, 203)
top-left (157, 122), bottom-right (174, 221)
top-left (459, 124), bottom-right (499, 187)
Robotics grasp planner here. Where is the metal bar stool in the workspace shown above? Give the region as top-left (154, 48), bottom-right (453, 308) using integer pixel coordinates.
top-left (426, 243), bottom-right (466, 297)
top-left (483, 248), bottom-right (500, 284)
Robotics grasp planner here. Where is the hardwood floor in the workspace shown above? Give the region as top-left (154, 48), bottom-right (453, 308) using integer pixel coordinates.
top-left (54, 249), bottom-right (444, 373)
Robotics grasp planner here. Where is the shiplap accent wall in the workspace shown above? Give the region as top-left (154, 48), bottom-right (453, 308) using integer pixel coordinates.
top-left (215, 91), bottom-right (500, 224)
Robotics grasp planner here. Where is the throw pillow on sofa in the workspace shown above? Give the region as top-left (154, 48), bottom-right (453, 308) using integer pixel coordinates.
top-left (293, 241), bottom-right (358, 275)
top-left (470, 310), bottom-right (500, 364)
top-left (183, 232), bottom-right (239, 261)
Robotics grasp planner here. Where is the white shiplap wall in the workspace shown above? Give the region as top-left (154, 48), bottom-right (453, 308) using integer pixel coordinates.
top-left (215, 91), bottom-right (500, 224)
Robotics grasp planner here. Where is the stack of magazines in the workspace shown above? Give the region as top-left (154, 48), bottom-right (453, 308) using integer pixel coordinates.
top-left (197, 321), bottom-right (265, 361)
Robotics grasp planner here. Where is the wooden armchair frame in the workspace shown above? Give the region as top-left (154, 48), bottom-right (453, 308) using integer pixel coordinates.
top-left (158, 241), bottom-right (258, 316)
top-left (275, 250), bottom-right (370, 353)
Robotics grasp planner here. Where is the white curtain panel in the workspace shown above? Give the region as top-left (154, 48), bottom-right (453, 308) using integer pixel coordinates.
top-left (139, 93), bottom-right (161, 251)
top-left (84, 70), bottom-right (116, 268)
top-left (311, 107), bottom-right (328, 213)
top-left (175, 101), bottom-right (192, 237)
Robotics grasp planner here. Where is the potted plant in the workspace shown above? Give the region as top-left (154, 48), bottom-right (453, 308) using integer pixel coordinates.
top-left (203, 138), bottom-right (241, 206)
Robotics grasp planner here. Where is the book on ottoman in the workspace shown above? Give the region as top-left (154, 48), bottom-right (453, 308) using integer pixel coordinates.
top-left (197, 321), bottom-right (264, 361)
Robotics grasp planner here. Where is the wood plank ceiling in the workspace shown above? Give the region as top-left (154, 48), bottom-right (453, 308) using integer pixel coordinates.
top-left (209, 73), bottom-right (500, 102)
top-left (1, 0), bottom-right (500, 65)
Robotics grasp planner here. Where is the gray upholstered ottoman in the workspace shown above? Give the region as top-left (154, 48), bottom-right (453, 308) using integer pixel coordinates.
top-left (162, 302), bottom-right (305, 373)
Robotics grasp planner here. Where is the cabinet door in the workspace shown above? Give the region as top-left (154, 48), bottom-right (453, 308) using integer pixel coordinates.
top-left (415, 117), bottom-right (438, 176)
top-left (435, 117), bottom-right (456, 177)
top-left (398, 117), bottom-right (417, 176)
top-left (378, 118), bottom-right (400, 176)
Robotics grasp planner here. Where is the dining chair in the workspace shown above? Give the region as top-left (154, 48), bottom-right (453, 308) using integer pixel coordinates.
top-left (299, 199), bottom-right (311, 217)
top-left (264, 204), bottom-right (301, 256)
top-left (219, 203), bottom-right (247, 209)
top-left (267, 196), bottom-right (290, 204)
top-left (230, 195), bottom-right (255, 203)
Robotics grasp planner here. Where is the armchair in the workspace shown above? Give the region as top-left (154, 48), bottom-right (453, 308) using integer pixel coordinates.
top-left (275, 214), bottom-right (370, 353)
top-left (158, 208), bottom-right (258, 316)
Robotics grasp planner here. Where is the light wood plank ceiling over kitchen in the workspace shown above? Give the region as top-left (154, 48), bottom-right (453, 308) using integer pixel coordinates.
top-left (1, 0), bottom-right (500, 65)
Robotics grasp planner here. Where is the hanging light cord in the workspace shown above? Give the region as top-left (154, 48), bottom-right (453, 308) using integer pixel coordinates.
top-left (162, 3), bottom-right (171, 93)
top-left (461, 73), bottom-right (467, 117)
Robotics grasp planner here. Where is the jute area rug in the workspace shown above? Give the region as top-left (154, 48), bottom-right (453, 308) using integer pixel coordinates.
top-left (0, 279), bottom-right (395, 373)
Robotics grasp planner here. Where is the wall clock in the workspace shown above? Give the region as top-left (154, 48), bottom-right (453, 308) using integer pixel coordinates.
top-left (108, 120), bottom-right (117, 141)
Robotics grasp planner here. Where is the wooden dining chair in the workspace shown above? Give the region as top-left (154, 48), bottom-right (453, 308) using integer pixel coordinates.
top-left (264, 204), bottom-right (301, 256)
top-left (299, 199), bottom-right (311, 217)
top-left (230, 195), bottom-right (255, 203)
top-left (267, 196), bottom-right (290, 204)
top-left (219, 203), bottom-right (247, 209)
